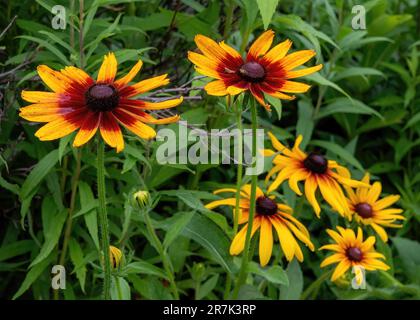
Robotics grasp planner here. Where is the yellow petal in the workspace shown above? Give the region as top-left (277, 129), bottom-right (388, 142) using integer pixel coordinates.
top-left (259, 218), bottom-right (273, 266)
top-left (263, 39), bottom-right (292, 64)
top-left (247, 30), bottom-right (275, 60)
top-left (331, 259), bottom-right (351, 281)
top-left (304, 176), bottom-right (321, 217)
top-left (114, 59), bottom-right (143, 88)
top-left (285, 64), bottom-right (323, 79)
top-left (97, 52), bottom-right (118, 83)
top-left (204, 80), bottom-right (228, 96)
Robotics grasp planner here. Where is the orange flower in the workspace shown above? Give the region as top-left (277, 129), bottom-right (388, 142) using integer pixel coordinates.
top-left (188, 30), bottom-right (322, 110)
top-left (263, 133), bottom-right (368, 218)
top-left (320, 227), bottom-right (389, 281)
top-left (20, 53), bottom-right (182, 152)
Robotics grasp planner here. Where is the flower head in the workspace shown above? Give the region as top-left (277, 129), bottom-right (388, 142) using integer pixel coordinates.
top-left (205, 184), bottom-right (314, 266)
top-left (339, 169), bottom-right (405, 242)
top-left (263, 133), bottom-right (368, 218)
top-left (109, 245), bottom-right (123, 269)
top-left (20, 53), bottom-right (183, 152)
top-left (133, 190), bottom-right (151, 210)
top-left (188, 30), bottom-right (322, 110)
top-left (320, 227), bottom-right (389, 281)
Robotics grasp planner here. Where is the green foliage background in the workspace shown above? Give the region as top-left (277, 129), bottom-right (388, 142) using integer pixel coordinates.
top-left (0, 0), bottom-right (419, 300)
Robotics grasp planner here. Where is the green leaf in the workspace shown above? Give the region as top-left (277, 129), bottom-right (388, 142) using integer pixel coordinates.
top-left (280, 259), bottom-right (303, 300)
top-left (124, 261), bottom-right (169, 280)
top-left (13, 251), bottom-right (54, 299)
top-left (181, 214), bottom-right (235, 274)
top-left (392, 237), bottom-right (420, 284)
top-left (69, 238), bottom-right (87, 293)
top-left (111, 276), bottom-right (131, 300)
top-left (356, 109), bottom-right (406, 134)
top-left (17, 35), bottom-right (71, 65)
top-left (197, 274), bottom-right (219, 300)
top-left (316, 97), bottom-right (382, 119)
top-left (58, 135), bottom-right (73, 164)
top-left (0, 174), bottom-right (20, 195)
top-left (305, 73), bottom-right (350, 99)
top-left (404, 111), bottom-right (420, 130)
top-left (310, 140), bottom-right (364, 171)
top-left (79, 182), bottom-right (99, 249)
top-left (163, 211), bottom-right (194, 248)
top-left (332, 67), bottom-right (385, 82)
top-left (256, 0), bottom-right (279, 29)
top-left (296, 100), bottom-right (314, 149)
top-left (0, 240), bottom-right (33, 262)
top-left (20, 149), bottom-right (61, 200)
top-left (265, 94), bottom-right (282, 121)
top-left (249, 262), bottom-right (289, 285)
top-left (30, 209), bottom-right (67, 268)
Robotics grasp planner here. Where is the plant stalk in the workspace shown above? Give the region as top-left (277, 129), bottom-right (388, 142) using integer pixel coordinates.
top-left (97, 140), bottom-right (111, 299)
top-left (232, 98), bottom-right (258, 299)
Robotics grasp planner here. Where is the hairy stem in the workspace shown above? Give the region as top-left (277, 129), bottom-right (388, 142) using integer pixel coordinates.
top-left (97, 140), bottom-right (111, 299)
top-left (232, 98), bottom-right (258, 299)
top-left (233, 100), bottom-right (243, 235)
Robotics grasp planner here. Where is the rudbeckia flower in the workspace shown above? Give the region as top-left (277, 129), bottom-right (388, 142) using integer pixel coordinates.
top-left (205, 184), bottom-right (314, 266)
top-left (320, 227), bottom-right (389, 281)
top-left (109, 245), bottom-right (123, 269)
top-left (338, 169), bottom-right (405, 242)
top-left (188, 30), bottom-right (322, 110)
top-left (263, 133), bottom-right (368, 218)
top-left (20, 53), bottom-right (182, 152)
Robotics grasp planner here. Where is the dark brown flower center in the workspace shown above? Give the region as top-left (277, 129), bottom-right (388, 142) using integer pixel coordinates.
top-left (346, 247), bottom-right (363, 262)
top-left (238, 62), bottom-right (265, 82)
top-left (355, 202), bottom-right (373, 219)
top-left (303, 153), bottom-right (328, 174)
top-left (85, 84), bottom-right (119, 112)
top-left (256, 196), bottom-right (277, 216)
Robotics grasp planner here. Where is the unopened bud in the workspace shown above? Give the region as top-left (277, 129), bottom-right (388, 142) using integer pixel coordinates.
top-left (133, 190), bottom-right (151, 210)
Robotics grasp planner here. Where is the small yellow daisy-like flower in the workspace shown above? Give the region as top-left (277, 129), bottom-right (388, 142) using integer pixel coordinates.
top-left (205, 184), bottom-right (314, 266)
top-left (109, 245), bottom-right (123, 269)
top-left (188, 30), bottom-right (322, 110)
top-left (20, 52), bottom-right (182, 152)
top-left (338, 168), bottom-right (405, 242)
top-left (263, 133), bottom-right (368, 218)
top-left (320, 227), bottom-right (389, 282)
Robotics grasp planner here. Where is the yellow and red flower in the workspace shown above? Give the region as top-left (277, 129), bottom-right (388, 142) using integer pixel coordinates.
top-left (339, 169), bottom-right (405, 242)
top-left (205, 184), bottom-right (314, 266)
top-left (20, 53), bottom-right (182, 152)
top-left (263, 133), bottom-right (368, 218)
top-left (188, 30), bottom-right (322, 110)
top-left (320, 227), bottom-right (389, 281)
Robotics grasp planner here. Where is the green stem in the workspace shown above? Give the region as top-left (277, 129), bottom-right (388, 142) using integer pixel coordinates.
top-left (233, 101), bottom-right (243, 235)
top-left (223, 0), bottom-right (234, 39)
top-left (223, 273), bottom-right (232, 299)
top-left (97, 140), bottom-right (111, 300)
top-left (54, 149), bottom-right (82, 300)
top-left (301, 270), bottom-right (332, 300)
top-left (232, 98), bottom-right (258, 299)
top-left (78, 0), bottom-right (85, 68)
top-left (143, 208), bottom-right (180, 299)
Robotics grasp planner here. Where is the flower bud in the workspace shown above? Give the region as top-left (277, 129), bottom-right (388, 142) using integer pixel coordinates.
top-left (132, 190), bottom-right (151, 210)
top-left (109, 245), bottom-right (123, 269)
